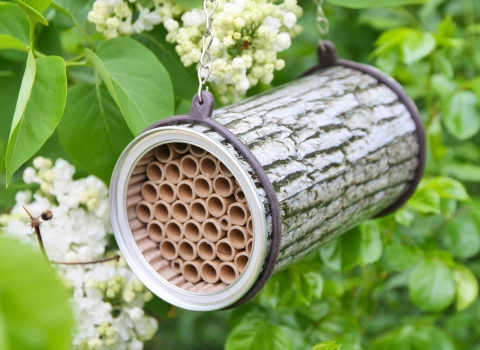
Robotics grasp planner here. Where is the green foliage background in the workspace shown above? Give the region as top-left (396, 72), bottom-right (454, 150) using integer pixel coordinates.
top-left (0, 0), bottom-right (479, 349)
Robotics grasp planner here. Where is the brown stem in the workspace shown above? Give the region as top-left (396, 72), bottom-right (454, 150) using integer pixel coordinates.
top-left (23, 206), bottom-right (47, 261)
top-left (23, 205), bottom-right (121, 267)
top-left (52, 254), bottom-right (120, 266)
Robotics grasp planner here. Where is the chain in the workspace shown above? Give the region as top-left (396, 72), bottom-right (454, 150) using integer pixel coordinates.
top-left (313, 0), bottom-right (329, 51)
top-left (197, 0), bottom-right (218, 103)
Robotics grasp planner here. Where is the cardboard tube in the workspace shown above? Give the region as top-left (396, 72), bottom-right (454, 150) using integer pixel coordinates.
top-left (207, 194), bottom-right (235, 218)
top-left (165, 219), bottom-right (184, 242)
top-left (132, 164), bottom-right (147, 175)
top-left (143, 249), bottom-right (161, 262)
top-left (155, 143), bottom-right (180, 163)
top-left (129, 173), bottom-right (148, 185)
top-left (219, 216), bottom-right (231, 231)
top-left (219, 262), bottom-right (239, 284)
top-left (199, 155), bottom-right (220, 178)
top-left (136, 237), bottom-right (158, 252)
top-left (188, 144), bottom-right (207, 157)
top-left (151, 257), bottom-right (168, 271)
top-left (147, 220), bottom-right (165, 242)
top-left (200, 260), bottom-right (221, 283)
top-left (184, 220), bottom-right (202, 242)
top-left (137, 156), bottom-right (155, 166)
top-left (193, 175), bottom-right (213, 198)
top-left (182, 259), bottom-right (203, 283)
top-left (197, 239), bottom-right (216, 261)
top-left (160, 238), bottom-right (179, 260)
top-left (234, 187), bottom-right (246, 203)
top-left (246, 217), bottom-right (253, 236)
top-left (129, 219), bottom-right (144, 231)
top-left (136, 201), bottom-right (154, 223)
top-left (171, 142), bottom-right (189, 155)
top-left (234, 252), bottom-right (249, 273)
top-left (213, 175), bottom-right (236, 197)
top-left (202, 218), bottom-right (227, 242)
top-left (171, 200), bottom-right (191, 223)
top-left (157, 263), bottom-right (177, 280)
top-left (189, 199), bottom-right (210, 222)
top-left (177, 179), bottom-right (196, 203)
top-left (128, 207), bottom-right (137, 221)
top-left (169, 275), bottom-right (186, 285)
top-left (216, 238), bottom-right (239, 262)
top-left (246, 238), bottom-right (253, 255)
top-left (219, 162), bottom-right (233, 177)
top-left (141, 181), bottom-right (160, 203)
top-left (127, 194), bottom-right (143, 208)
top-left (127, 182), bottom-right (143, 196)
top-left (159, 181), bottom-right (177, 203)
top-left (228, 203), bottom-right (250, 226)
top-left (171, 259), bottom-right (183, 274)
top-left (180, 155), bottom-right (200, 178)
top-left (227, 226), bottom-right (248, 249)
top-left (153, 200), bottom-right (172, 223)
top-left (132, 228), bottom-right (148, 241)
top-left (165, 158), bottom-right (185, 184)
top-left (178, 239), bottom-right (198, 261)
top-left (146, 161), bottom-right (165, 184)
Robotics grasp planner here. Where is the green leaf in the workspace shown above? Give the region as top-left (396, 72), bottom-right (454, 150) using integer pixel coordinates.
top-left (5, 51), bottom-right (67, 185)
top-left (0, 35), bottom-right (27, 51)
top-left (13, 0), bottom-right (48, 26)
top-left (134, 29), bottom-right (198, 101)
top-left (442, 91), bottom-right (480, 140)
top-left (0, 2), bottom-right (30, 47)
top-left (312, 341), bottom-right (341, 350)
top-left (409, 258), bottom-right (455, 312)
top-left (442, 214), bottom-right (480, 259)
top-left (409, 188), bottom-right (441, 214)
top-left (58, 83), bottom-right (134, 184)
top-left (85, 37), bottom-right (174, 135)
top-left (431, 74), bottom-right (457, 98)
top-left (390, 325), bottom-right (430, 350)
top-left (173, 0), bottom-right (202, 9)
top-left (402, 32), bottom-right (436, 64)
top-left (260, 264), bottom-right (323, 309)
top-left (381, 243), bottom-right (422, 272)
top-left (0, 236), bottom-right (74, 350)
top-left (0, 308), bottom-right (8, 350)
top-left (359, 221), bottom-right (383, 265)
top-left (21, 0), bottom-right (51, 12)
top-left (327, 0), bottom-right (427, 9)
top-left (319, 228), bottom-right (362, 271)
top-left (226, 318), bottom-right (294, 350)
top-left (51, 0), bottom-right (88, 17)
top-left (442, 163), bottom-right (480, 182)
top-left (473, 77), bottom-right (480, 108)
top-left (452, 264), bottom-right (478, 311)
top-left (427, 177), bottom-right (470, 201)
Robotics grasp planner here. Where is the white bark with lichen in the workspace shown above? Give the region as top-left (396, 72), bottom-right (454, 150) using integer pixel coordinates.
top-left (184, 66), bottom-right (420, 272)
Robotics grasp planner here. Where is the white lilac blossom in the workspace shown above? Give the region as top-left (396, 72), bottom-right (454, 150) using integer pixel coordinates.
top-left (87, 0), bottom-right (184, 38)
top-left (0, 158), bottom-right (157, 350)
top-left (167, 0), bottom-right (303, 102)
top-left (87, 0), bottom-right (303, 100)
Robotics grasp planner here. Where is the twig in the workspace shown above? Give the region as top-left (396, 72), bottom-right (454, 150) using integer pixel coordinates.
top-left (23, 206), bottom-right (48, 261)
top-left (52, 254), bottom-right (120, 266)
top-left (23, 206), bottom-right (121, 266)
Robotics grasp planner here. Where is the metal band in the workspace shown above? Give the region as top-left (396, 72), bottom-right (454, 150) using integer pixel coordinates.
top-left (141, 91), bottom-right (282, 308)
top-left (302, 41), bottom-right (426, 217)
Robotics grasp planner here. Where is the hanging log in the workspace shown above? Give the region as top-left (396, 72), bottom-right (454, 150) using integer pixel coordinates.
top-left (111, 52), bottom-right (424, 311)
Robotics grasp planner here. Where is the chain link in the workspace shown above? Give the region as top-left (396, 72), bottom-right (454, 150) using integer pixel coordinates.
top-left (313, 0), bottom-right (329, 51)
top-left (197, 0), bottom-right (218, 103)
